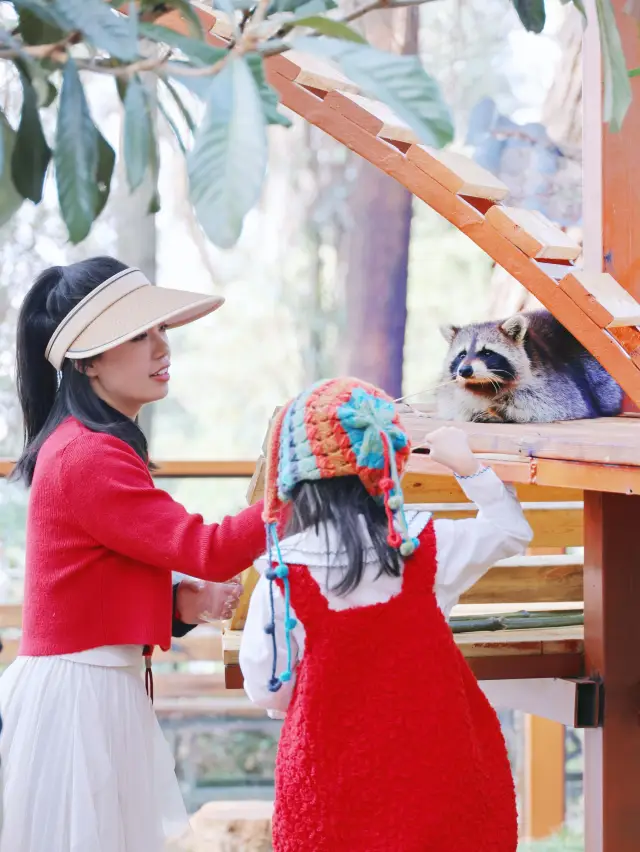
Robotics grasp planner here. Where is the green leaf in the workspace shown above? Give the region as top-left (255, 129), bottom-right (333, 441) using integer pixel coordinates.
top-left (157, 97), bottom-right (187, 153)
top-left (93, 130), bottom-right (115, 219)
top-left (0, 111), bottom-right (24, 227)
top-left (16, 7), bottom-right (66, 45)
top-left (187, 56), bottom-right (268, 248)
top-left (50, 0), bottom-right (138, 62)
top-left (11, 70), bottom-right (52, 203)
top-left (511, 0), bottom-right (546, 33)
top-left (11, 0), bottom-right (70, 32)
top-left (629, 66), bottom-right (640, 77)
top-left (147, 126), bottom-right (161, 215)
top-left (290, 15), bottom-right (366, 43)
top-left (161, 77), bottom-right (196, 134)
top-left (596, 0), bottom-right (632, 132)
top-left (123, 76), bottom-right (153, 191)
top-left (246, 54), bottom-right (292, 127)
top-left (55, 59), bottom-right (101, 243)
top-left (293, 37), bottom-right (454, 148)
top-left (139, 22), bottom-right (227, 66)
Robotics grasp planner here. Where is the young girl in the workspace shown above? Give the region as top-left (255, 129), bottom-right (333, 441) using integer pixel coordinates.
top-left (240, 377), bottom-right (533, 851)
top-left (0, 257), bottom-right (272, 852)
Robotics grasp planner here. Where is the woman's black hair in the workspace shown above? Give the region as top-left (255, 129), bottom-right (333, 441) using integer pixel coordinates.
top-left (12, 256), bottom-right (151, 486)
top-left (286, 475), bottom-right (403, 596)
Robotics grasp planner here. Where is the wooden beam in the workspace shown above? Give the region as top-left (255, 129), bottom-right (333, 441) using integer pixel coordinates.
top-left (0, 460), bottom-right (257, 480)
top-left (522, 715), bottom-right (566, 840)
top-left (583, 490), bottom-right (640, 852)
top-left (460, 555), bottom-right (583, 605)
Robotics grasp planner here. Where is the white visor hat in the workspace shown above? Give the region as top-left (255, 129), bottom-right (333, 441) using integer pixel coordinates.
top-left (45, 267), bottom-right (224, 370)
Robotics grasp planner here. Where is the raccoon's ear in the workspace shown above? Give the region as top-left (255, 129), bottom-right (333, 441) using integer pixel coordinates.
top-left (439, 324), bottom-right (459, 344)
top-left (500, 314), bottom-right (529, 344)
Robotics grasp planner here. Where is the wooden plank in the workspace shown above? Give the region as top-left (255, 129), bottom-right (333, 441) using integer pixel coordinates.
top-left (523, 715), bottom-right (566, 840)
top-left (248, 455), bottom-right (585, 510)
top-left (407, 145), bottom-right (509, 201)
top-left (247, 455), bottom-right (266, 504)
top-left (486, 206), bottom-right (582, 261)
top-left (229, 566), bottom-right (259, 631)
top-left (152, 460), bottom-right (256, 478)
top-left (329, 92), bottom-right (418, 144)
top-left (427, 505), bottom-right (583, 547)
top-left (399, 409), bottom-right (640, 468)
top-left (401, 473), bottom-right (583, 504)
top-left (460, 555), bottom-right (583, 605)
top-left (609, 325), bottom-right (640, 367)
top-left (282, 50), bottom-right (359, 94)
top-left (559, 270), bottom-right (640, 329)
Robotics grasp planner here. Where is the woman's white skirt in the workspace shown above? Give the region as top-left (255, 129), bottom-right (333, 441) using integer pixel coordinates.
top-left (0, 651), bottom-right (191, 852)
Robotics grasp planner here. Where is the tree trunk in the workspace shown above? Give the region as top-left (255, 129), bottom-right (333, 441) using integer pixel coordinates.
top-left (342, 9), bottom-right (418, 397)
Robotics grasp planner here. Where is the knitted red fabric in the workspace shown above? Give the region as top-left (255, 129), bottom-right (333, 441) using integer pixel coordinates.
top-left (272, 521), bottom-right (517, 852)
top-left (20, 418), bottom-right (267, 656)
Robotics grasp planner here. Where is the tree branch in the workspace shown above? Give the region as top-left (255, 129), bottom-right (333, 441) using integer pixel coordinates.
top-left (341, 0), bottom-right (442, 25)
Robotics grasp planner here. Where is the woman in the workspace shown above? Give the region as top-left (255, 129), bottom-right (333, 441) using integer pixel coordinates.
top-left (0, 257), bottom-right (270, 852)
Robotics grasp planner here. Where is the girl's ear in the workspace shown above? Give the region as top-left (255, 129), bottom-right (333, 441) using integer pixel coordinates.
top-left (75, 359), bottom-right (98, 378)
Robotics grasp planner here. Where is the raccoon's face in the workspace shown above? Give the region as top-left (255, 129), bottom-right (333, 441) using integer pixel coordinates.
top-left (440, 314), bottom-right (530, 395)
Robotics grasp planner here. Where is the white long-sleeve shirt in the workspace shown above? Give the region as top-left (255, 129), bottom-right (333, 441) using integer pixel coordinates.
top-left (240, 467), bottom-right (533, 716)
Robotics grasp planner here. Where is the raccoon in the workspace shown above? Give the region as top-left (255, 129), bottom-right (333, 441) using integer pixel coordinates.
top-left (435, 310), bottom-right (623, 423)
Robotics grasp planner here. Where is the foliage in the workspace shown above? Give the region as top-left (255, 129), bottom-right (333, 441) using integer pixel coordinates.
top-left (0, 0), bottom-right (632, 249)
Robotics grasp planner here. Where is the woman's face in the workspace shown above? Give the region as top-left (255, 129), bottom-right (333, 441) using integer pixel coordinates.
top-left (83, 324), bottom-right (171, 418)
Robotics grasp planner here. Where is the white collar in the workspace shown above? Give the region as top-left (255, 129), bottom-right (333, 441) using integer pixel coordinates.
top-left (255, 510), bottom-right (432, 573)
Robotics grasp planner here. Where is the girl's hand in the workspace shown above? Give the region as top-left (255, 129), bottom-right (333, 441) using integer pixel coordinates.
top-left (176, 578), bottom-right (242, 624)
top-left (422, 426), bottom-right (482, 478)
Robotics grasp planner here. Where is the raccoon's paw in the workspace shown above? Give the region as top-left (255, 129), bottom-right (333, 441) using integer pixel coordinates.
top-left (470, 413), bottom-right (506, 424)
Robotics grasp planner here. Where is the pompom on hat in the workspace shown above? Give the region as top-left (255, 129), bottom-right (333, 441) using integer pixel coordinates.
top-left (262, 377), bottom-right (418, 693)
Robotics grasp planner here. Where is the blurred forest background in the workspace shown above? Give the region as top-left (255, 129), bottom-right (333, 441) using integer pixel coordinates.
top-left (0, 0), bottom-right (584, 846)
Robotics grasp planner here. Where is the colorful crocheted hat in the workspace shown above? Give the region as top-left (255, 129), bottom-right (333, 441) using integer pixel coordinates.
top-left (262, 377), bottom-right (416, 693)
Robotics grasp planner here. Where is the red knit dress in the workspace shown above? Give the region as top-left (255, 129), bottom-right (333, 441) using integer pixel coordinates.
top-left (273, 520), bottom-right (517, 852)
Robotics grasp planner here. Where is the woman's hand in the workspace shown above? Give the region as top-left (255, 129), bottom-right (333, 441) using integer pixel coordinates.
top-left (175, 578), bottom-right (242, 624)
top-left (421, 426), bottom-right (482, 478)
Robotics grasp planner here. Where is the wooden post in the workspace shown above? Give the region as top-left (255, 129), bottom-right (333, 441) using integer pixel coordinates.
top-left (522, 715), bottom-right (565, 840)
top-left (583, 492), bottom-right (640, 851)
top-left (582, 4), bottom-right (640, 847)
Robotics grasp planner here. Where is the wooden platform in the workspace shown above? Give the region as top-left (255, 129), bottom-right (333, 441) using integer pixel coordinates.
top-left (248, 411), bottom-right (640, 501)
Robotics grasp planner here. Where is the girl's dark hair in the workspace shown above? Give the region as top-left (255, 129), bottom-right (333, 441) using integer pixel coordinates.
top-left (12, 256), bottom-right (151, 486)
top-left (286, 475), bottom-right (403, 596)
